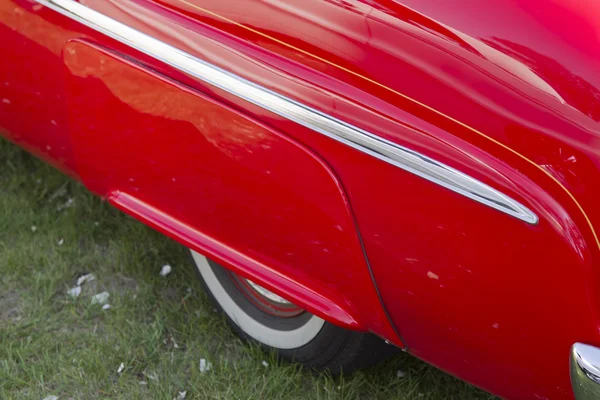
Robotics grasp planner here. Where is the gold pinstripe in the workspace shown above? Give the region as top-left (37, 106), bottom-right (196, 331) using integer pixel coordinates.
top-left (174, 0), bottom-right (600, 251)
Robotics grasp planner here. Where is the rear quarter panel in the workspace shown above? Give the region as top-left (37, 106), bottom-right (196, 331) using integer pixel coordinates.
top-left (61, 38), bottom-right (398, 339)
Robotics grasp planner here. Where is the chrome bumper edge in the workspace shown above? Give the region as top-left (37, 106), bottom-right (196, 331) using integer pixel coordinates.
top-left (571, 343), bottom-right (600, 400)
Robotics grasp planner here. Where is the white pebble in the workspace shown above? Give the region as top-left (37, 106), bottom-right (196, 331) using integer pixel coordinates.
top-left (199, 358), bottom-right (212, 373)
top-left (57, 198), bottom-right (74, 212)
top-left (261, 360), bottom-right (269, 367)
top-left (159, 264), bottom-right (172, 277)
top-left (76, 273), bottom-right (96, 286)
top-left (102, 304), bottom-right (111, 310)
top-left (145, 372), bottom-right (158, 381)
top-left (31, 225), bottom-right (37, 232)
top-left (67, 286), bottom-right (81, 298)
top-left (117, 362), bottom-right (125, 374)
top-left (173, 391), bottom-right (187, 400)
top-left (91, 291), bottom-right (110, 305)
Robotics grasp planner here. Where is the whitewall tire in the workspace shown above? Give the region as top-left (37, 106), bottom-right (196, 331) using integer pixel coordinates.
top-left (190, 250), bottom-right (396, 373)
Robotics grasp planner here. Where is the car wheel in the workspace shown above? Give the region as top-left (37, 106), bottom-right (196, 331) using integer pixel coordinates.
top-left (190, 250), bottom-right (394, 373)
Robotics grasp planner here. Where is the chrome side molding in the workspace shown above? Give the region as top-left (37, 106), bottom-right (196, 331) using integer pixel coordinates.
top-left (37, 0), bottom-right (538, 224)
top-left (571, 343), bottom-right (600, 400)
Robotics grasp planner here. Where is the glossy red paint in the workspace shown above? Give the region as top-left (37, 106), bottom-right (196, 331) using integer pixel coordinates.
top-left (0, 0), bottom-right (77, 176)
top-left (62, 37), bottom-right (397, 337)
top-left (2, 0), bottom-right (600, 399)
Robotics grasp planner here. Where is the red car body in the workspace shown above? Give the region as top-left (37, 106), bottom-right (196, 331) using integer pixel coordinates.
top-left (2, 0), bottom-right (600, 398)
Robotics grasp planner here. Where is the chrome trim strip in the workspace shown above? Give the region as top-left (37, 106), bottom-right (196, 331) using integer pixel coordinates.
top-left (37, 0), bottom-right (538, 224)
top-left (571, 343), bottom-right (600, 399)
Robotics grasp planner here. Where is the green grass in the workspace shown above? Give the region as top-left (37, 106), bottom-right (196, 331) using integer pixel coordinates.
top-left (0, 137), bottom-right (495, 399)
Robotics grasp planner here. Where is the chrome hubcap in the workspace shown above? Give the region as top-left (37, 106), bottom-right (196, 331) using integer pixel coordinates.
top-left (245, 279), bottom-right (292, 305)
